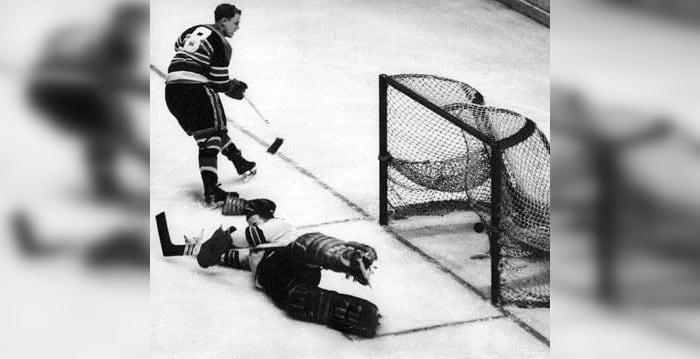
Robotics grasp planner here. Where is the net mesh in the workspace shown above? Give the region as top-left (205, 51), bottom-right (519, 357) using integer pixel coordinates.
top-left (384, 74), bottom-right (550, 307)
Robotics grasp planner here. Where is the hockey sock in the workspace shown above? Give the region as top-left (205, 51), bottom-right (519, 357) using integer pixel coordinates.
top-left (222, 144), bottom-right (250, 169)
top-left (221, 138), bottom-right (255, 174)
top-left (220, 139), bottom-right (241, 159)
top-left (183, 241), bottom-right (201, 256)
top-left (178, 228), bottom-right (206, 256)
top-left (220, 249), bottom-right (250, 270)
top-left (195, 133), bottom-right (222, 191)
top-left (199, 148), bottom-right (220, 191)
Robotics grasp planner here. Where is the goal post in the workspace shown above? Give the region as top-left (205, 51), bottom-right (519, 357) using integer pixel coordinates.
top-left (379, 75), bottom-right (389, 226)
top-left (378, 73), bottom-right (550, 307)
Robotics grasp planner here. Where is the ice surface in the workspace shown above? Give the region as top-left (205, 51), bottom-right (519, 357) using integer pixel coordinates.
top-left (151, 0), bottom-right (549, 357)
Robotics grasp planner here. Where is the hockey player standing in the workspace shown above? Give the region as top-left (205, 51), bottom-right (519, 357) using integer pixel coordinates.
top-left (164, 3), bottom-right (256, 205)
top-left (178, 199), bottom-right (381, 338)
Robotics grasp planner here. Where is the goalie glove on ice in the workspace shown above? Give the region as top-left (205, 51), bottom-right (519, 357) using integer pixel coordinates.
top-left (197, 226), bottom-right (237, 268)
top-left (225, 79), bottom-right (247, 100)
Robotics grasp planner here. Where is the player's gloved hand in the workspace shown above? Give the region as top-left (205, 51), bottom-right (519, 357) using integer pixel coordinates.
top-left (225, 79), bottom-right (248, 100)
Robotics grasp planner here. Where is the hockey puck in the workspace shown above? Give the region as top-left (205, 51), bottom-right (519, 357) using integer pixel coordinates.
top-left (473, 222), bottom-right (485, 233)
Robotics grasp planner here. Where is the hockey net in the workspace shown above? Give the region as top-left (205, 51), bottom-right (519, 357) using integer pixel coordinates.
top-left (379, 74), bottom-right (550, 307)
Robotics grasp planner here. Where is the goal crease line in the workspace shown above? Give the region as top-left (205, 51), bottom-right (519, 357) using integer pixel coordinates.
top-left (345, 315), bottom-right (507, 341)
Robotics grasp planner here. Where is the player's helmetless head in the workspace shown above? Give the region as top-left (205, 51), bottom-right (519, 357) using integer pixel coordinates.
top-left (214, 4), bottom-right (242, 38)
top-left (244, 199), bottom-right (276, 225)
top-left (246, 214), bottom-right (263, 226)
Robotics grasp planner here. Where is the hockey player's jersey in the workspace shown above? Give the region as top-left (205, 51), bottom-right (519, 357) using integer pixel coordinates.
top-left (229, 218), bottom-right (300, 286)
top-left (166, 24), bottom-right (232, 92)
top-left (231, 218), bottom-right (300, 249)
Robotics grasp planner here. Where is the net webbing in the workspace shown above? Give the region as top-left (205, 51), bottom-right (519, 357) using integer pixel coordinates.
top-left (385, 74), bottom-right (550, 307)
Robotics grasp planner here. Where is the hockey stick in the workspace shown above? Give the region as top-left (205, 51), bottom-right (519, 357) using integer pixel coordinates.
top-left (156, 212), bottom-right (186, 256)
top-left (149, 63), bottom-right (283, 154)
top-left (149, 64), bottom-right (167, 79)
top-left (243, 96), bottom-right (284, 154)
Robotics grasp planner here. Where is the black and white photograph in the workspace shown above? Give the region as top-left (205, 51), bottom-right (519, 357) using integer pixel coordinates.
top-left (5, 0), bottom-right (700, 358)
top-left (149, 1), bottom-right (549, 357)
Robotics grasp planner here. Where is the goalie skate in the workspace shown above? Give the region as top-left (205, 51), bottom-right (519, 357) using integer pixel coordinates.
top-left (341, 244), bottom-right (377, 286)
top-left (293, 234), bottom-right (378, 286)
top-left (204, 184), bottom-right (239, 208)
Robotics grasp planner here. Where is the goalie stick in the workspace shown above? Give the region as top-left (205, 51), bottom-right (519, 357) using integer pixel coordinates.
top-left (156, 212), bottom-right (185, 256)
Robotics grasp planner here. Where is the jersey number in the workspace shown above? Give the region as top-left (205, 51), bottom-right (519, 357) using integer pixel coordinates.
top-left (183, 27), bottom-right (212, 52)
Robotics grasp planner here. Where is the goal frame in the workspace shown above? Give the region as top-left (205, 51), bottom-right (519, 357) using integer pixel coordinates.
top-left (378, 73), bottom-right (540, 306)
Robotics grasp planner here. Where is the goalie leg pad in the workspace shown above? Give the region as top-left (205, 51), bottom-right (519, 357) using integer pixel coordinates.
top-left (291, 233), bottom-right (378, 285)
top-left (221, 197), bottom-right (248, 216)
top-left (286, 284), bottom-right (380, 338)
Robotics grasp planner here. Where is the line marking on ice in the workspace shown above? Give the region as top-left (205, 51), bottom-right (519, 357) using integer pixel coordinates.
top-left (228, 122), bottom-right (373, 220)
top-left (297, 217), bottom-right (370, 230)
top-left (345, 314), bottom-right (507, 341)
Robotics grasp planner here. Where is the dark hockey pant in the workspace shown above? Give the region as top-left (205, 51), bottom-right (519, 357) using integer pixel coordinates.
top-left (164, 83), bottom-right (246, 192)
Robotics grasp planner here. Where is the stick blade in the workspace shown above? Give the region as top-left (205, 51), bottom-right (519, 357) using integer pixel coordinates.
top-left (156, 212), bottom-right (185, 256)
top-left (267, 138), bottom-right (284, 154)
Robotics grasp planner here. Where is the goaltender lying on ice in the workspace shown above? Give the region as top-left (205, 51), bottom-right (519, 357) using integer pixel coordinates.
top-left (156, 198), bottom-right (381, 338)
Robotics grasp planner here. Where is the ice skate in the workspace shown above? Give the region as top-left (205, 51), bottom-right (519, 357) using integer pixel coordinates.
top-left (240, 165), bottom-right (257, 182)
top-left (232, 156), bottom-right (257, 182)
top-left (339, 243), bottom-right (377, 286)
top-left (294, 233), bottom-right (378, 286)
top-left (204, 184), bottom-right (239, 207)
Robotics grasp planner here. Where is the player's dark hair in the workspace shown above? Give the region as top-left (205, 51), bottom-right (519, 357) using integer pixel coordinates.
top-left (244, 199), bottom-right (276, 219)
top-left (215, 4), bottom-right (241, 22)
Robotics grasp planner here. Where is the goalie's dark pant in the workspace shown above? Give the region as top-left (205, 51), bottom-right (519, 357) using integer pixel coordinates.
top-left (255, 236), bottom-right (380, 338)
